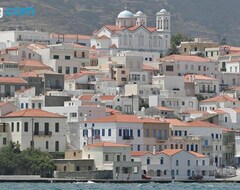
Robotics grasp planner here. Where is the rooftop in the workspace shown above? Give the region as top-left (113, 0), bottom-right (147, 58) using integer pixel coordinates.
top-left (201, 95), bottom-right (238, 103)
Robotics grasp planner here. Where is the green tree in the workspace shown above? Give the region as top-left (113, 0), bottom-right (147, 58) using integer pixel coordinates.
top-left (165, 44), bottom-right (180, 56)
top-left (171, 33), bottom-right (192, 46)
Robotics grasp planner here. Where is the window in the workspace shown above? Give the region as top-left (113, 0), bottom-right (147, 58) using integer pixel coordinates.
top-left (105, 154), bottom-right (109, 161)
top-left (176, 170), bottom-right (179, 175)
top-left (202, 160), bottom-right (205, 166)
top-left (66, 67), bottom-right (70, 74)
top-left (108, 129), bottom-right (111, 136)
top-left (55, 123), bottom-right (59, 132)
top-left (32, 103), bottom-right (35, 109)
top-left (166, 65), bottom-right (174, 71)
top-left (119, 129), bottom-right (122, 136)
top-left (65, 55), bottom-right (71, 60)
top-left (176, 160), bottom-right (179, 166)
top-left (160, 157), bottom-right (164, 165)
top-left (38, 103), bottom-right (41, 109)
top-left (137, 145), bottom-right (140, 151)
top-left (44, 123), bottom-right (49, 135)
top-left (187, 170), bottom-right (191, 176)
top-left (53, 55), bottom-right (59, 59)
top-left (102, 129), bottom-right (105, 136)
top-left (24, 122), bottom-right (28, 132)
top-left (58, 66), bottom-right (62, 73)
top-left (73, 67), bottom-right (78, 73)
top-left (187, 160), bottom-right (190, 166)
top-left (82, 52), bottom-right (85, 58)
top-left (137, 129), bottom-right (141, 137)
top-left (117, 155), bottom-right (121, 162)
top-left (46, 141), bottom-right (49, 149)
top-left (198, 66), bottom-right (201, 71)
top-left (123, 155), bottom-right (126, 161)
top-left (21, 103), bottom-right (24, 109)
top-left (17, 122), bottom-right (19, 132)
top-left (147, 157), bottom-right (150, 165)
top-left (3, 138), bottom-right (7, 145)
top-left (225, 117), bottom-right (227, 122)
top-left (11, 122), bottom-right (14, 132)
top-left (34, 123), bottom-right (39, 135)
top-left (55, 141), bottom-right (59, 151)
top-left (83, 129), bottom-right (88, 137)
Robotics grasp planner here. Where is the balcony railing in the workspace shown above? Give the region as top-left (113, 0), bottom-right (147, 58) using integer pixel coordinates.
top-left (123, 136), bottom-right (134, 140)
top-left (34, 131), bottom-right (52, 136)
top-left (199, 90), bottom-right (216, 93)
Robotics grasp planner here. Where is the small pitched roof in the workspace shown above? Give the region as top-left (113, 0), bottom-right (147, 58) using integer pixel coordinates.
top-left (131, 151), bottom-right (150, 157)
top-left (65, 71), bottom-right (100, 80)
top-left (143, 64), bottom-right (159, 71)
top-left (160, 149), bottom-right (183, 156)
top-left (79, 94), bottom-right (95, 101)
top-left (161, 54), bottom-right (211, 62)
top-left (105, 108), bottom-right (122, 115)
top-left (87, 142), bottom-right (130, 148)
top-left (84, 114), bottom-right (168, 124)
top-left (189, 151), bottom-right (207, 158)
top-left (184, 74), bottom-right (216, 81)
top-left (19, 59), bottom-right (50, 69)
top-left (164, 119), bottom-right (186, 126)
top-left (0, 77), bottom-right (28, 84)
top-left (99, 95), bottom-right (116, 101)
top-left (2, 109), bottom-right (65, 118)
top-left (154, 106), bottom-right (174, 112)
top-left (201, 95), bottom-right (238, 103)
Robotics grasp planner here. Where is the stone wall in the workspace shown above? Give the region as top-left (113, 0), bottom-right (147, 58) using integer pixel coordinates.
top-left (54, 170), bottom-right (113, 179)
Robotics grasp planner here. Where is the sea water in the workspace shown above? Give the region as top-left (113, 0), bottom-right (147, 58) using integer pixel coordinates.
top-left (0, 182), bottom-right (239, 190)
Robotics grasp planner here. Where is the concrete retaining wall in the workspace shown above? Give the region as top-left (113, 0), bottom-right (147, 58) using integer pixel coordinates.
top-left (54, 170), bottom-right (113, 179)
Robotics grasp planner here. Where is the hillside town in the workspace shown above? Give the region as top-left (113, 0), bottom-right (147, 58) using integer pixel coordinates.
top-left (0, 7), bottom-right (239, 181)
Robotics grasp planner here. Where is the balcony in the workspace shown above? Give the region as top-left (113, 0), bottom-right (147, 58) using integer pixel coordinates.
top-left (34, 131), bottom-right (52, 136)
top-left (156, 137), bottom-right (167, 142)
top-left (123, 136), bottom-right (134, 140)
top-left (199, 90), bottom-right (216, 94)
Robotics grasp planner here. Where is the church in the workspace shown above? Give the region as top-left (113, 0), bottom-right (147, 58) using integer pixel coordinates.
top-left (91, 7), bottom-right (171, 53)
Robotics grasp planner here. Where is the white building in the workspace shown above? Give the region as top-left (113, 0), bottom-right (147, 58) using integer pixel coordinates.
top-left (91, 8), bottom-right (171, 53)
top-left (35, 43), bottom-right (90, 74)
top-left (0, 30), bottom-right (49, 49)
top-left (0, 109), bottom-right (67, 152)
top-left (82, 142), bottom-right (141, 180)
top-left (79, 114), bottom-right (170, 151)
top-left (200, 94), bottom-right (240, 111)
top-left (132, 149), bottom-right (215, 180)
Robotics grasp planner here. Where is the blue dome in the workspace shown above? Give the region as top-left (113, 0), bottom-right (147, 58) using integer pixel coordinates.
top-left (117, 10), bottom-right (134, 18)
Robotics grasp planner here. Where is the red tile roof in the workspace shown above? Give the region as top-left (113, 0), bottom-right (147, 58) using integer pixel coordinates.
top-left (19, 71), bottom-right (38, 78)
top-left (79, 94), bottom-right (95, 101)
top-left (164, 119), bottom-right (186, 126)
top-left (154, 106), bottom-right (174, 112)
top-left (131, 151), bottom-right (150, 157)
top-left (161, 55), bottom-right (211, 62)
top-left (201, 95), bottom-right (238, 103)
top-left (20, 59), bottom-right (50, 69)
top-left (100, 95), bottom-right (116, 101)
top-left (65, 71), bottom-right (100, 80)
top-left (160, 149), bottom-right (183, 156)
top-left (0, 77), bottom-right (28, 84)
top-left (143, 64), bottom-right (159, 71)
top-left (2, 109), bottom-right (65, 118)
top-left (87, 142), bottom-right (130, 148)
top-left (50, 33), bottom-right (90, 40)
top-left (105, 108), bottom-right (122, 115)
top-left (184, 74), bottom-right (216, 81)
top-left (189, 151), bottom-right (207, 158)
top-left (95, 35), bottom-right (110, 40)
top-left (84, 114), bottom-right (168, 124)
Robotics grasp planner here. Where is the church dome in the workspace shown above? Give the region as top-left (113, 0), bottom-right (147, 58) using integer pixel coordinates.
top-left (136, 11), bottom-right (143, 15)
top-left (159, 9), bottom-right (167, 13)
top-left (117, 9), bottom-right (134, 18)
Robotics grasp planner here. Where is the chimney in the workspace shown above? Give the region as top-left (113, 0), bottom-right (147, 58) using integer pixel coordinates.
top-left (153, 145), bottom-right (156, 155)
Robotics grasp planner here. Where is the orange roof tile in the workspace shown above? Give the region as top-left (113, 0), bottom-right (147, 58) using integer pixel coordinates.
top-left (19, 71), bottom-right (38, 78)
top-left (201, 95), bottom-right (238, 103)
top-left (181, 110), bottom-right (209, 114)
top-left (143, 64), bottom-right (159, 71)
top-left (233, 108), bottom-right (240, 113)
top-left (164, 119), bottom-right (186, 126)
top-left (189, 151), bottom-right (207, 158)
top-left (0, 77), bottom-right (28, 84)
top-left (87, 142), bottom-right (130, 148)
top-left (65, 71), bottom-right (100, 80)
top-left (212, 110), bottom-right (228, 114)
top-left (187, 121), bottom-right (223, 128)
top-left (79, 94), bottom-right (95, 101)
top-left (160, 149), bottom-right (183, 156)
top-left (161, 54), bottom-right (211, 62)
top-left (20, 59), bottom-right (50, 69)
top-left (184, 74), bottom-right (216, 81)
top-left (105, 108), bottom-right (122, 115)
top-left (154, 106), bottom-right (174, 112)
top-left (84, 114), bottom-right (168, 124)
top-left (50, 33), bottom-right (91, 40)
top-left (110, 44), bottom-right (117, 48)
top-left (2, 109), bottom-right (65, 118)
top-left (131, 151), bottom-right (150, 157)
top-left (96, 35), bottom-right (110, 40)
top-left (100, 95), bottom-right (116, 101)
